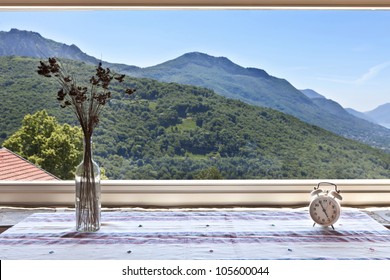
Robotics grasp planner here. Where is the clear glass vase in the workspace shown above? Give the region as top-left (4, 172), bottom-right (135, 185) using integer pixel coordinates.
top-left (75, 136), bottom-right (101, 232)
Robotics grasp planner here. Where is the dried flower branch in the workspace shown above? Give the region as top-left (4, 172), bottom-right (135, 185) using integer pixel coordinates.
top-left (37, 58), bottom-right (136, 137)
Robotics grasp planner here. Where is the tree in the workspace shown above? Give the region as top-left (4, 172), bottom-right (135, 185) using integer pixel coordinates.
top-left (3, 110), bottom-right (83, 179)
top-left (194, 166), bottom-right (224, 179)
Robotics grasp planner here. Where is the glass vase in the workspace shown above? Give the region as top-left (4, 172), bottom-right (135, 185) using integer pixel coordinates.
top-left (75, 136), bottom-right (101, 232)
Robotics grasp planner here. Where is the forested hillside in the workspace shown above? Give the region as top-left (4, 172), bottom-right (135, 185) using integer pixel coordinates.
top-left (1, 29), bottom-right (389, 152)
top-left (1, 56), bottom-right (389, 179)
top-left (129, 52), bottom-right (390, 152)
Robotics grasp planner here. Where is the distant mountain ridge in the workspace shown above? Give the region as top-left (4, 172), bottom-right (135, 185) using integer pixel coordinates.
top-left (366, 103), bottom-right (390, 128)
top-left (132, 51), bottom-right (316, 119)
top-left (300, 89), bottom-right (326, 99)
top-left (0, 28), bottom-right (98, 64)
top-left (345, 108), bottom-right (376, 123)
top-left (0, 28), bottom-right (139, 73)
top-left (145, 52), bottom-right (271, 79)
top-left (1, 28), bottom-right (389, 152)
top-left (345, 103), bottom-right (390, 129)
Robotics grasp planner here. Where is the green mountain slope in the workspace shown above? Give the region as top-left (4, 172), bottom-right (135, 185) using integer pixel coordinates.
top-left (129, 52), bottom-right (390, 152)
top-left (1, 29), bottom-right (389, 152)
top-left (0, 56), bottom-right (389, 179)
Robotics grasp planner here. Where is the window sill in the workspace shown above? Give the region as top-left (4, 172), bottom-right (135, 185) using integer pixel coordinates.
top-left (1, 179), bottom-right (390, 207)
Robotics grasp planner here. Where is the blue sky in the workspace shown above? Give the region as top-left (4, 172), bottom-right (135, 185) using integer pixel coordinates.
top-left (1, 9), bottom-right (390, 111)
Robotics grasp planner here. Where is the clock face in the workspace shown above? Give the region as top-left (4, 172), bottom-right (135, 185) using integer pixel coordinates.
top-left (309, 195), bottom-right (341, 227)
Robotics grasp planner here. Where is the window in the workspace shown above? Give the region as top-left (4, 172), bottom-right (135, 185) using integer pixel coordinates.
top-left (0, 5), bottom-right (389, 208)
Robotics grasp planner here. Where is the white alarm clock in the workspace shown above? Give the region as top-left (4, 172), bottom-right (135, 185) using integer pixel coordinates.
top-left (309, 182), bottom-right (342, 230)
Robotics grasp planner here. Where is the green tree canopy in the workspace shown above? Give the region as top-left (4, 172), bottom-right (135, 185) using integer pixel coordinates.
top-left (3, 110), bottom-right (83, 179)
top-left (194, 166), bottom-right (224, 179)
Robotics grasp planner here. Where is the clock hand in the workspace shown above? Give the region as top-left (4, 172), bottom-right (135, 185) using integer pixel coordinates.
top-left (319, 200), bottom-right (330, 219)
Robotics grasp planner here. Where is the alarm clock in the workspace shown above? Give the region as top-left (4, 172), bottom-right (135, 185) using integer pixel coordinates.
top-left (309, 182), bottom-right (342, 230)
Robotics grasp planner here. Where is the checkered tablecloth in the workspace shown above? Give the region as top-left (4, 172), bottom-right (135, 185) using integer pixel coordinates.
top-left (1, 209), bottom-right (390, 259)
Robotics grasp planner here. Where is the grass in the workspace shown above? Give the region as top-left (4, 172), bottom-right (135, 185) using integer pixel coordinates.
top-left (148, 101), bottom-right (157, 111)
top-left (175, 117), bottom-right (197, 131)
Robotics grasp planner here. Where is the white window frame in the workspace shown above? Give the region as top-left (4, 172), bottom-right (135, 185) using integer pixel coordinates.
top-left (1, 4), bottom-right (389, 208)
top-left (0, 179), bottom-right (389, 207)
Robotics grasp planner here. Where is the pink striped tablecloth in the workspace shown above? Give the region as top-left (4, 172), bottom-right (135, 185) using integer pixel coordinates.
top-left (1, 209), bottom-right (390, 260)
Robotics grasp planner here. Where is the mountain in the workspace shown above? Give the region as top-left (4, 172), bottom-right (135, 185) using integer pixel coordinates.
top-left (129, 53), bottom-right (390, 152)
top-left (345, 104), bottom-right (390, 129)
top-left (1, 56), bottom-right (389, 179)
top-left (0, 28), bottom-right (98, 64)
top-left (302, 89), bottom-right (357, 119)
top-left (366, 103), bottom-right (390, 129)
top-left (346, 108), bottom-right (377, 124)
top-left (0, 28), bottom-right (139, 73)
top-left (131, 52), bottom-right (317, 118)
top-left (1, 28), bottom-right (389, 152)
top-left (300, 89), bottom-right (326, 99)
top-left (303, 88), bottom-right (389, 129)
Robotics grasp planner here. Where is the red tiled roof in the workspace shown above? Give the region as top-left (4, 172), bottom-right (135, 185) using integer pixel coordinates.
top-left (0, 148), bottom-right (59, 180)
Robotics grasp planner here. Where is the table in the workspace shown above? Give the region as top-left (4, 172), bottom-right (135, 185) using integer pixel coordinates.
top-left (1, 209), bottom-right (390, 259)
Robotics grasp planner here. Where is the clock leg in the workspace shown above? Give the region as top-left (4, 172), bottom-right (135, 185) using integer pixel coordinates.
top-left (331, 225), bottom-right (335, 230)
top-left (313, 223), bottom-right (316, 227)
